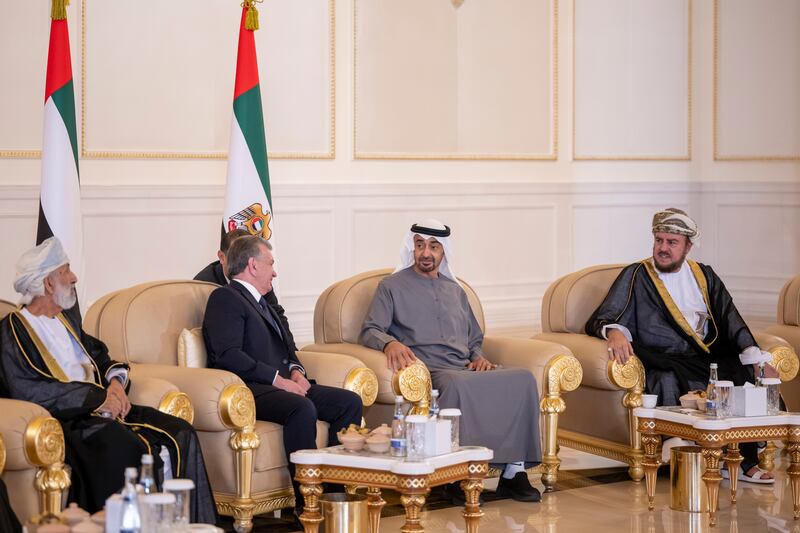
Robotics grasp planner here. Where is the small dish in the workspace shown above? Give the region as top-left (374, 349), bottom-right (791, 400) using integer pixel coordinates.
top-left (338, 430), bottom-right (366, 451)
top-left (370, 424), bottom-right (392, 438)
top-left (366, 434), bottom-right (390, 453)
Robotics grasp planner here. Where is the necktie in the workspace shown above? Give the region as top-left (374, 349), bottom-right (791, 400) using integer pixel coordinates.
top-left (258, 296), bottom-right (283, 339)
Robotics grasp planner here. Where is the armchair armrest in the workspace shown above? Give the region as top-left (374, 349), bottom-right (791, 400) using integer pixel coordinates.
top-left (302, 343), bottom-right (395, 404)
top-left (297, 350), bottom-right (378, 407)
top-left (0, 399), bottom-right (56, 472)
top-left (128, 375), bottom-right (196, 423)
top-left (754, 331), bottom-right (799, 382)
top-left (130, 364), bottom-right (245, 432)
top-left (482, 336), bottom-right (581, 395)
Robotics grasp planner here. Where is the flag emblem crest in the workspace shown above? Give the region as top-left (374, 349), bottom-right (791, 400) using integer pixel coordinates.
top-left (227, 202), bottom-right (272, 240)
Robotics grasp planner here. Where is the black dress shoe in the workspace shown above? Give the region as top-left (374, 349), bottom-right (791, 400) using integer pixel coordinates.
top-left (495, 472), bottom-right (541, 503)
top-left (442, 482), bottom-right (485, 506)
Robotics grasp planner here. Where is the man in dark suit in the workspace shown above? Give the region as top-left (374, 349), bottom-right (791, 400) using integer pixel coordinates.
top-left (195, 228), bottom-right (297, 353)
top-left (201, 235), bottom-right (362, 513)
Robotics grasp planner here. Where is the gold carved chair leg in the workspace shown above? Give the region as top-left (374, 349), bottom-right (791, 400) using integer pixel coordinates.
top-left (609, 357), bottom-right (647, 481)
top-left (219, 384), bottom-right (261, 533)
top-left (540, 354), bottom-right (582, 492)
top-left (25, 416), bottom-right (70, 523)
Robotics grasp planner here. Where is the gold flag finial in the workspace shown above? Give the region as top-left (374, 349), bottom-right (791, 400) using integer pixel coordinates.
top-left (51, 0), bottom-right (69, 21)
top-left (242, 0), bottom-right (262, 31)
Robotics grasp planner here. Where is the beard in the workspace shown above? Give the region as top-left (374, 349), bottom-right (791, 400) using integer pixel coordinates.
top-left (653, 251), bottom-right (688, 273)
top-left (53, 281), bottom-right (77, 309)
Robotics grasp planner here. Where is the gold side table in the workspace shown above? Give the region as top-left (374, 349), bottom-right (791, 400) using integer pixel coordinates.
top-left (291, 446), bottom-right (492, 533)
top-left (634, 407), bottom-right (800, 527)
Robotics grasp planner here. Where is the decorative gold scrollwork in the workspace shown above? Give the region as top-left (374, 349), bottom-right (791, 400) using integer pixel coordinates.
top-left (545, 354), bottom-right (583, 395)
top-left (25, 416), bottom-right (65, 467)
top-left (344, 367), bottom-right (379, 407)
top-left (220, 384), bottom-right (256, 429)
top-left (392, 361), bottom-right (431, 403)
top-left (159, 391), bottom-right (195, 425)
top-left (770, 345), bottom-right (799, 382)
top-left (609, 356), bottom-right (646, 391)
top-left (229, 427), bottom-right (260, 452)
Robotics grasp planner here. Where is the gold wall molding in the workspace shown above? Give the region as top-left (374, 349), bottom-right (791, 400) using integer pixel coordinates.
top-left (572, 0), bottom-right (692, 161)
top-left (353, 0), bottom-right (559, 161)
top-left (713, 0), bottom-right (800, 161)
top-left (80, 0), bottom-right (335, 160)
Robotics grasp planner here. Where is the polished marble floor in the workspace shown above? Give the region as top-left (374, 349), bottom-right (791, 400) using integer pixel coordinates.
top-left (373, 447), bottom-right (800, 533)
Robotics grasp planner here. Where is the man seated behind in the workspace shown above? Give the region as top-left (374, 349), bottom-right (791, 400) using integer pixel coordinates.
top-left (585, 208), bottom-right (776, 483)
top-left (195, 227), bottom-right (297, 355)
top-left (0, 238), bottom-right (217, 520)
top-left (359, 219), bottom-right (542, 503)
top-left (202, 236), bottom-right (362, 518)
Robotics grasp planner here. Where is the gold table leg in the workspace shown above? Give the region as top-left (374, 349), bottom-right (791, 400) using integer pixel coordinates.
top-left (724, 443), bottom-right (744, 504)
top-left (701, 447), bottom-right (723, 527)
top-left (399, 492), bottom-right (428, 533)
top-left (367, 486), bottom-right (385, 533)
top-left (641, 433), bottom-right (661, 511)
top-left (296, 464), bottom-right (324, 533)
top-left (788, 428), bottom-right (800, 520)
top-left (460, 477), bottom-right (485, 533)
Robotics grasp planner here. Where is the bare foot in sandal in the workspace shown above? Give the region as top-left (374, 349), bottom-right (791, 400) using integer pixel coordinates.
top-left (743, 465), bottom-right (774, 484)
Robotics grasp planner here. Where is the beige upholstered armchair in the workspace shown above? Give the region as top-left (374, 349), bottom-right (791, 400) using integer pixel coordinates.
top-left (302, 268), bottom-right (583, 491)
top-left (0, 300), bottom-right (70, 524)
top-left (765, 274), bottom-right (800, 410)
top-left (535, 265), bottom-right (799, 480)
top-left (84, 280), bottom-right (377, 532)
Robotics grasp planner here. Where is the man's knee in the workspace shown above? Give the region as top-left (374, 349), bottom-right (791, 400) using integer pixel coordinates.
top-left (292, 397), bottom-right (318, 425)
top-left (343, 390), bottom-right (363, 419)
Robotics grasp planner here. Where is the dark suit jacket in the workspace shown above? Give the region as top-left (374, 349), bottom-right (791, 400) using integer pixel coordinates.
top-left (202, 281), bottom-right (306, 385)
top-left (194, 261), bottom-right (297, 352)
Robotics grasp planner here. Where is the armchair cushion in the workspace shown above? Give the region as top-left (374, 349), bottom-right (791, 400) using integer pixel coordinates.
top-left (177, 327), bottom-right (207, 368)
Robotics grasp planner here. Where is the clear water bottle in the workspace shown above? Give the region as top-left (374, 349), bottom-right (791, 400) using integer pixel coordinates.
top-left (390, 395), bottom-right (407, 457)
top-left (120, 467), bottom-right (141, 533)
top-left (139, 454), bottom-right (155, 495)
top-left (429, 389), bottom-right (440, 419)
top-left (705, 363), bottom-right (719, 417)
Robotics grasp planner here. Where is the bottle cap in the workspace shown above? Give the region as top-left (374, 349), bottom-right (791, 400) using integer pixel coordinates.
top-left (124, 467), bottom-right (138, 479)
top-left (405, 415), bottom-right (429, 424)
top-left (395, 395), bottom-right (405, 402)
top-left (431, 389), bottom-right (439, 397)
top-left (140, 492), bottom-right (177, 505)
top-left (715, 380), bottom-right (734, 387)
top-left (163, 478), bottom-right (195, 491)
top-left (710, 363), bottom-right (718, 368)
top-left (761, 378), bottom-right (781, 385)
top-left (439, 408), bottom-right (462, 417)
top-left (141, 454), bottom-right (154, 465)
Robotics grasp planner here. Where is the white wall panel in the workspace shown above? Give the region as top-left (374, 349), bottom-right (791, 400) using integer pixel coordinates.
top-left (83, 0), bottom-right (332, 157)
top-left (573, 0), bottom-right (690, 159)
top-left (715, 0), bottom-right (800, 159)
top-left (354, 0), bottom-right (554, 158)
top-left (0, 1), bottom-right (64, 155)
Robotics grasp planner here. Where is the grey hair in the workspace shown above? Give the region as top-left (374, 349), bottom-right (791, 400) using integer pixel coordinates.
top-left (17, 271), bottom-right (54, 305)
top-left (226, 236), bottom-right (272, 277)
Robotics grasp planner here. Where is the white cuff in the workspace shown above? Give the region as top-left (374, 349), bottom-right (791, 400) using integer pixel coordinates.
top-left (271, 370), bottom-right (279, 385)
top-left (739, 346), bottom-right (772, 365)
top-left (602, 324), bottom-right (633, 342)
top-left (107, 368), bottom-right (128, 387)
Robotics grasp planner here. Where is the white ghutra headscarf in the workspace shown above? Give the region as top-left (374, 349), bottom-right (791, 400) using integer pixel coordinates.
top-left (394, 218), bottom-right (457, 282)
top-left (13, 237), bottom-right (70, 304)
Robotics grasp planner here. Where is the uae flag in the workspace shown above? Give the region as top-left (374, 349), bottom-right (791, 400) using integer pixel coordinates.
top-left (38, 1), bottom-right (83, 285)
top-left (223, 4), bottom-right (275, 251)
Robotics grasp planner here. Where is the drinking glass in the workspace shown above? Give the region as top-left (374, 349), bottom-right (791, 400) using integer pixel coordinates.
top-left (715, 381), bottom-right (734, 418)
top-left (140, 492), bottom-right (176, 533)
top-left (163, 479), bottom-right (194, 531)
top-left (763, 378), bottom-right (782, 415)
top-left (439, 408), bottom-right (461, 450)
top-left (405, 415), bottom-right (428, 461)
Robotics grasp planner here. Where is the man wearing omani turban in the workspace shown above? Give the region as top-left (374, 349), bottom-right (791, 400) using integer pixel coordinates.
top-left (0, 238), bottom-right (217, 521)
top-left (585, 208), bottom-right (777, 483)
top-left (360, 219), bottom-right (543, 503)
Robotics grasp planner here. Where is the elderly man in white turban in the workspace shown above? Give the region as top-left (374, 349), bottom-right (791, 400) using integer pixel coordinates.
top-left (360, 220), bottom-right (543, 503)
top-left (0, 238), bottom-right (217, 522)
top-left (585, 208), bottom-right (777, 483)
